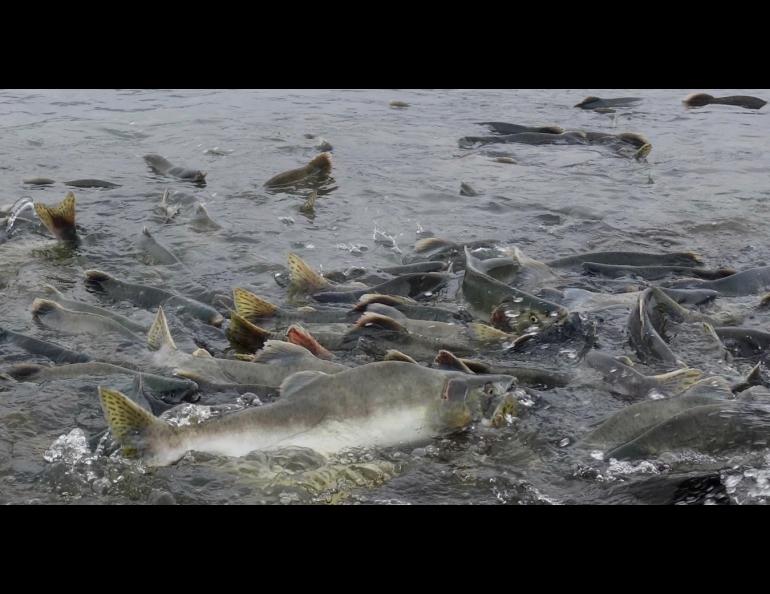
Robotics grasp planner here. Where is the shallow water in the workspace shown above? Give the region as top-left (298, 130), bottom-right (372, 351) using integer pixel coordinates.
top-left (1, 89), bottom-right (770, 505)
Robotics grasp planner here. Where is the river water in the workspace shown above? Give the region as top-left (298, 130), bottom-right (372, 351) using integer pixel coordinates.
top-left (1, 89), bottom-right (769, 504)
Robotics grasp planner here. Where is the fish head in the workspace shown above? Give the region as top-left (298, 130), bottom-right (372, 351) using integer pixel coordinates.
top-left (438, 375), bottom-right (518, 429)
top-left (491, 299), bottom-right (568, 334)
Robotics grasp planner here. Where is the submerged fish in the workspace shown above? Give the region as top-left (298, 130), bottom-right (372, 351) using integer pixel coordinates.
top-left (582, 262), bottom-right (735, 281)
top-left (666, 266), bottom-right (770, 297)
top-left (605, 402), bottom-right (770, 460)
top-left (580, 386), bottom-right (732, 454)
top-left (264, 153), bottom-right (332, 189)
top-left (64, 179), bottom-right (120, 189)
top-left (547, 250), bottom-right (703, 269)
top-left (5, 362), bottom-right (198, 402)
top-left (0, 326), bottom-right (90, 364)
top-left (583, 350), bottom-right (703, 399)
top-left (144, 154), bottom-right (207, 184)
top-left (137, 226), bottom-right (184, 266)
top-left (84, 269), bottom-right (224, 327)
top-left (475, 122), bottom-right (564, 135)
top-left (574, 96), bottom-right (642, 110)
top-left (31, 298), bottom-right (145, 342)
top-left (97, 361), bottom-right (516, 465)
top-left (41, 285), bottom-right (148, 335)
top-left (148, 306), bottom-right (344, 386)
top-left (462, 246), bottom-right (568, 329)
top-left (683, 93), bottom-right (767, 110)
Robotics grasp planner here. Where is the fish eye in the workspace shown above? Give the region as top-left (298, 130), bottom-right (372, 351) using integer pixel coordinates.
top-left (484, 383), bottom-right (495, 395)
top-left (530, 314), bottom-right (539, 323)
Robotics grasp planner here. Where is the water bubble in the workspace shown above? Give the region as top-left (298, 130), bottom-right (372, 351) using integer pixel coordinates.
top-left (559, 438), bottom-right (570, 448)
top-left (590, 450), bottom-right (604, 460)
top-left (648, 389), bottom-right (665, 400)
top-left (279, 217), bottom-right (295, 225)
top-left (512, 297), bottom-right (524, 303)
top-left (44, 429), bottom-right (91, 464)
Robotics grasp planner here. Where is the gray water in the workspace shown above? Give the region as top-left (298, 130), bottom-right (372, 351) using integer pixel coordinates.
top-left (1, 89), bottom-right (769, 505)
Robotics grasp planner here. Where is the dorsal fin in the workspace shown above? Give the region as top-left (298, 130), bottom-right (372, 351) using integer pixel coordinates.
top-left (652, 368), bottom-right (704, 396)
top-left (286, 324), bottom-right (333, 360)
top-left (232, 288), bottom-right (278, 319)
top-left (434, 350), bottom-right (474, 374)
top-left (42, 284), bottom-right (64, 298)
top-left (383, 349), bottom-right (418, 364)
top-left (468, 323), bottom-right (512, 343)
top-left (279, 370), bottom-right (328, 398)
top-left (414, 237), bottom-right (454, 253)
top-left (355, 293), bottom-right (417, 311)
top-left (5, 363), bottom-right (46, 380)
top-left (254, 339), bottom-right (312, 363)
top-left (459, 358), bottom-right (490, 373)
top-left (354, 313), bottom-right (407, 333)
top-left (147, 306), bottom-right (177, 351)
top-left (287, 253), bottom-right (331, 293)
top-left (746, 363), bottom-right (764, 386)
top-left (362, 303), bottom-right (409, 323)
top-left (31, 298), bottom-right (61, 316)
top-left (33, 191), bottom-right (77, 240)
top-left (307, 152), bottom-right (332, 175)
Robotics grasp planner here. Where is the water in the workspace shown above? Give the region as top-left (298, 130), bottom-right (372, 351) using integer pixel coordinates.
top-left (1, 89), bottom-right (769, 505)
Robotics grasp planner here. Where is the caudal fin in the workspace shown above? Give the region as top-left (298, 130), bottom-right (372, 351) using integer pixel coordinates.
top-left (34, 191), bottom-right (77, 240)
top-left (98, 386), bottom-right (167, 458)
top-left (287, 253), bottom-right (330, 293)
top-left (635, 143), bottom-right (653, 161)
top-left (226, 312), bottom-right (271, 352)
top-left (232, 288), bottom-right (278, 319)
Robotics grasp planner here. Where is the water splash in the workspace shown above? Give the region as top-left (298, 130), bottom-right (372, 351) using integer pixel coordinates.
top-left (4, 197), bottom-right (34, 238)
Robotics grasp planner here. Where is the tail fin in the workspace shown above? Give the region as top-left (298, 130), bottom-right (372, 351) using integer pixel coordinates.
top-left (287, 253), bottom-right (330, 293)
top-left (232, 288), bottom-right (278, 319)
top-left (34, 191), bottom-right (77, 240)
top-left (652, 368), bottom-right (704, 396)
top-left (147, 306), bottom-right (177, 351)
top-left (635, 143), bottom-right (652, 161)
top-left (300, 191), bottom-right (317, 215)
top-left (226, 312), bottom-right (271, 352)
top-left (98, 386), bottom-right (167, 458)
